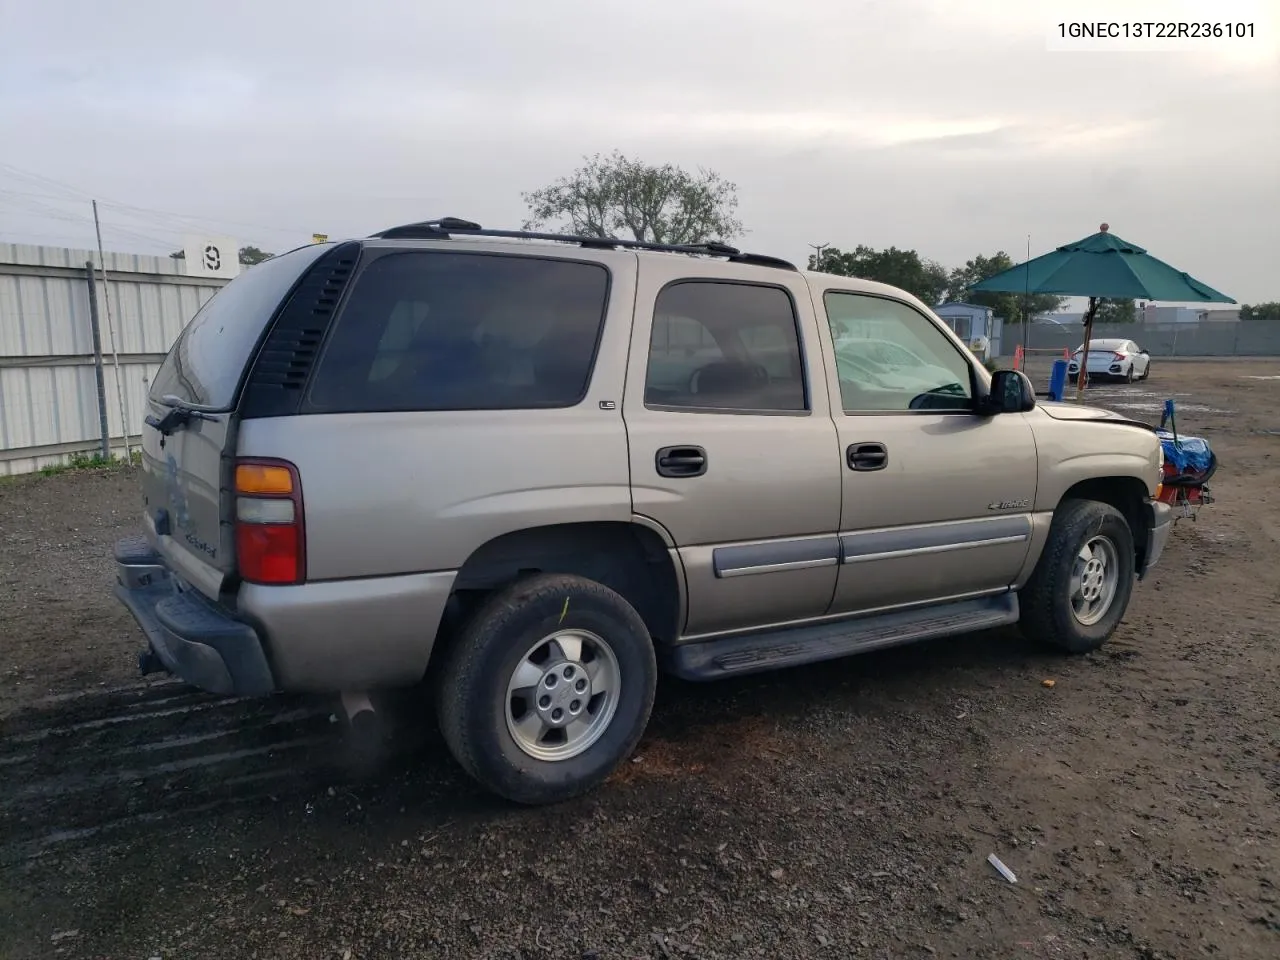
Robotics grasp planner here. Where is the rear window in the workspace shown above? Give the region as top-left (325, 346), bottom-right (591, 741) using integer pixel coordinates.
top-left (306, 252), bottom-right (610, 412)
top-left (149, 244), bottom-right (330, 408)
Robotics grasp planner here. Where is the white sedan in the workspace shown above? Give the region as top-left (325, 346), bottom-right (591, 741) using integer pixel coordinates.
top-left (1066, 338), bottom-right (1151, 384)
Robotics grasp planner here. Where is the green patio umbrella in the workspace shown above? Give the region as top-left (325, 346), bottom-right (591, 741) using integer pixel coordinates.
top-left (971, 224), bottom-right (1235, 399)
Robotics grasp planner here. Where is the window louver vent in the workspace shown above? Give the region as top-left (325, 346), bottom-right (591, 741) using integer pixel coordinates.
top-left (240, 242), bottom-right (361, 419)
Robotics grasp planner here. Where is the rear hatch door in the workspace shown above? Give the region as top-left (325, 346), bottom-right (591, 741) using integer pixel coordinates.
top-left (140, 243), bottom-right (335, 599)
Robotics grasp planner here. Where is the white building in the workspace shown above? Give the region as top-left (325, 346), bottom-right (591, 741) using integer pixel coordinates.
top-left (933, 302), bottom-right (1002, 359)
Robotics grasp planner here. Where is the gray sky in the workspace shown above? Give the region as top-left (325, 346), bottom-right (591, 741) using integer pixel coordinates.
top-left (2, 0), bottom-right (1277, 304)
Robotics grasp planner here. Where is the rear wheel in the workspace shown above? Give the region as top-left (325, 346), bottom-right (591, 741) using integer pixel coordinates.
top-left (436, 573), bottom-right (657, 805)
top-left (1019, 499), bottom-right (1135, 654)
top-left (1124, 364), bottom-right (1135, 383)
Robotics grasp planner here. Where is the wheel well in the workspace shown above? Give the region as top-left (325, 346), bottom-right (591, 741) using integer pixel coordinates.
top-left (1059, 477), bottom-right (1150, 566)
top-left (438, 521), bottom-right (681, 655)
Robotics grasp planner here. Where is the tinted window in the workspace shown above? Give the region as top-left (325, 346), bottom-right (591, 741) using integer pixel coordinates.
top-left (824, 292), bottom-right (973, 412)
top-left (149, 244), bottom-right (329, 408)
top-left (307, 252), bottom-right (609, 412)
top-left (644, 281), bottom-right (806, 412)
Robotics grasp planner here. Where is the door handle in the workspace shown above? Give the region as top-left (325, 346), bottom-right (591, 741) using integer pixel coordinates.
top-left (847, 442), bottom-right (888, 472)
top-left (656, 445), bottom-right (708, 478)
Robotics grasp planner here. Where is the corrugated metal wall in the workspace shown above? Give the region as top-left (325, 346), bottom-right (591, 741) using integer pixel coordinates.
top-left (1021, 320), bottom-right (1280, 358)
top-left (0, 244), bottom-right (226, 475)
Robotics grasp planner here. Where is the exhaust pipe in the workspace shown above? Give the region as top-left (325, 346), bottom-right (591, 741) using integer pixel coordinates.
top-left (340, 690), bottom-right (375, 722)
top-left (340, 690), bottom-right (380, 739)
top-left (339, 690), bottom-right (385, 776)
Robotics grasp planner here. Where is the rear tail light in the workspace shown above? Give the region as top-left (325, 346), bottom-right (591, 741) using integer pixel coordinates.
top-left (234, 458), bottom-right (305, 585)
top-left (1113, 351), bottom-right (1126, 360)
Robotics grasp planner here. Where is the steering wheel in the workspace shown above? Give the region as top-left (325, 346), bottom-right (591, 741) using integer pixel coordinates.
top-left (908, 382), bottom-right (968, 410)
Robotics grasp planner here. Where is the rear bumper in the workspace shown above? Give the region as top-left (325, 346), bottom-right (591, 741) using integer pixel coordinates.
top-left (113, 536), bottom-right (276, 696)
top-left (1139, 500), bottom-right (1174, 579)
top-left (113, 535), bottom-right (458, 694)
top-left (1067, 363), bottom-right (1128, 378)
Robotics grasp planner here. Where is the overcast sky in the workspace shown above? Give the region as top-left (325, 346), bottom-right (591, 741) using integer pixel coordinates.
top-left (1, 0), bottom-right (1276, 304)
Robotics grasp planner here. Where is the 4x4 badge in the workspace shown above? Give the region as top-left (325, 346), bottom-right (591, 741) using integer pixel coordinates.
top-left (988, 498), bottom-right (1030, 511)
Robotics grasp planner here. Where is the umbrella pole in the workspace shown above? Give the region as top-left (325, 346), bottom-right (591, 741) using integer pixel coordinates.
top-left (1076, 296), bottom-right (1098, 401)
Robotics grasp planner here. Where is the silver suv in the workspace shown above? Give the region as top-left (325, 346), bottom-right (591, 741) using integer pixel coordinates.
top-left (114, 218), bottom-right (1173, 804)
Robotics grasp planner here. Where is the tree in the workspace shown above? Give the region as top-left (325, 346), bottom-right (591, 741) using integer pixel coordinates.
top-left (946, 252), bottom-right (1066, 322)
top-left (1094, 298), bottom-right (1137, 323)
top-left (169, 245), bottom-right (275, 265)
top-left (237, 245), bottom-right (274, 265)
top-left (1241, 302), bottom-right (1280, 322)
top-left (809, 245), bottom-right (949, 306)
top-left (921, 259), bottom-right (950, 307)
top-left (522, 150), bottom-right (743, 244)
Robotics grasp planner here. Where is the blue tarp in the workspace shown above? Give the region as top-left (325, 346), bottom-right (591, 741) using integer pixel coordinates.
top-left (1156, 429), bottom-right (1216, 482)
top-left (1157, 397), bottom-right (1217, 484)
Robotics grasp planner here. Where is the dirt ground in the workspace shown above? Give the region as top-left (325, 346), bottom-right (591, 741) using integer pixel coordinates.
top-left (1, 358), bottom-right (1276, 960)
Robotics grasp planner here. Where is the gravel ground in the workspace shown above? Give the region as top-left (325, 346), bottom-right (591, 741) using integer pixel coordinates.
top-left (1, 359), bottom-right (1277, 960)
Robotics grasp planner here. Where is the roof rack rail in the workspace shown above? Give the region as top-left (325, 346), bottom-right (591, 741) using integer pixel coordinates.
top-left (367, 219), bottom-right (798, 271)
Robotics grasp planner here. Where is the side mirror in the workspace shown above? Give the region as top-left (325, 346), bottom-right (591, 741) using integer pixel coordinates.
top-left (982, 369), bottom-right (1036, 415)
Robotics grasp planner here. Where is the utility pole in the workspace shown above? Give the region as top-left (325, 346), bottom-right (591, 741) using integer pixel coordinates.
top-left (1022, 233), bottom-right (1032, 356)
top-left (808, 243), bottom-right (829, 270)
top-left (93, 200), bottom-right (132, 460)
top-left (84, 262), bottom-right (111, 458)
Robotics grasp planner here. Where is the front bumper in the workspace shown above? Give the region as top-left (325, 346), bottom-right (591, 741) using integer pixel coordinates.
top-left (1139, 500), bottom-right (1174, 580)
top-left (113, 536), bottom-right (276, 696)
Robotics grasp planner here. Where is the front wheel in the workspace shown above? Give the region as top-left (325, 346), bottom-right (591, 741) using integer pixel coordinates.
top-left (1019, 499), bottom-right (1136, 653)
top-left (436, 573), bottom-right (657, 805)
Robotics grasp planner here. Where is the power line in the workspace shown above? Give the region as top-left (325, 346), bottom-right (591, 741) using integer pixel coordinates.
top-left (95, 197), bottom-right (310, 239)
top-left (0, 162), bottom-right (93, 201)
top-left (0, 196), bottom-right (174, 248)
top-left (0, 161), bottom-right (309, 243)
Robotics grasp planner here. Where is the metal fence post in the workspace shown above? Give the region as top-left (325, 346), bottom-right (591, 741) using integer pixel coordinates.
top-left (84, 261), bottom-right (111, 458)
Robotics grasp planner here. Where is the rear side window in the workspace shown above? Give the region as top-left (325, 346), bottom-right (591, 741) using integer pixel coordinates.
top-left (149, 244), bottom-right (330, 409)
top-left (644, 281), bottom-right (807, 412)
top-left (306, 252), bottom-right (610, 412)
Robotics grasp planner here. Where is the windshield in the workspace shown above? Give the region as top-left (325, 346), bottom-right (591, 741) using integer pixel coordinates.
top-left (148, 244), bottom-right (330, 409)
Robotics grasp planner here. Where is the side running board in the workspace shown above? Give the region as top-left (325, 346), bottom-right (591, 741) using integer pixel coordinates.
top-left (667, 593), bottom-right (1019, 681)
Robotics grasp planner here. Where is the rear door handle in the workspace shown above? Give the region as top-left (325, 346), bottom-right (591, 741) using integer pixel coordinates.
top-left (847, 442), bottom-right (888, 472)
top-left (656, 445), bottom-right (708, 478)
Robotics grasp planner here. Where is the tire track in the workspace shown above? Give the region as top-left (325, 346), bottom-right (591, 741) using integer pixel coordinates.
top-left (0, 680), bottom-right (356, 866)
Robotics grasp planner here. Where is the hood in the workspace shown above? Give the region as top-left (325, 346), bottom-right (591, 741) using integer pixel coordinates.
top-left (1037, 401), bottom-right (1154, 430)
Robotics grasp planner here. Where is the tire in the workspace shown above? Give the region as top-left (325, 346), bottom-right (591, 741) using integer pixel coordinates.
top-left (436, 573), bottom-right (657, 805)
top-left (1018, 499), bottom-right (1136, 654)
top-left (1125, 364), bottom-right (1135, 383)
top-left (1140, 361), bottom-right (1151, 381)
